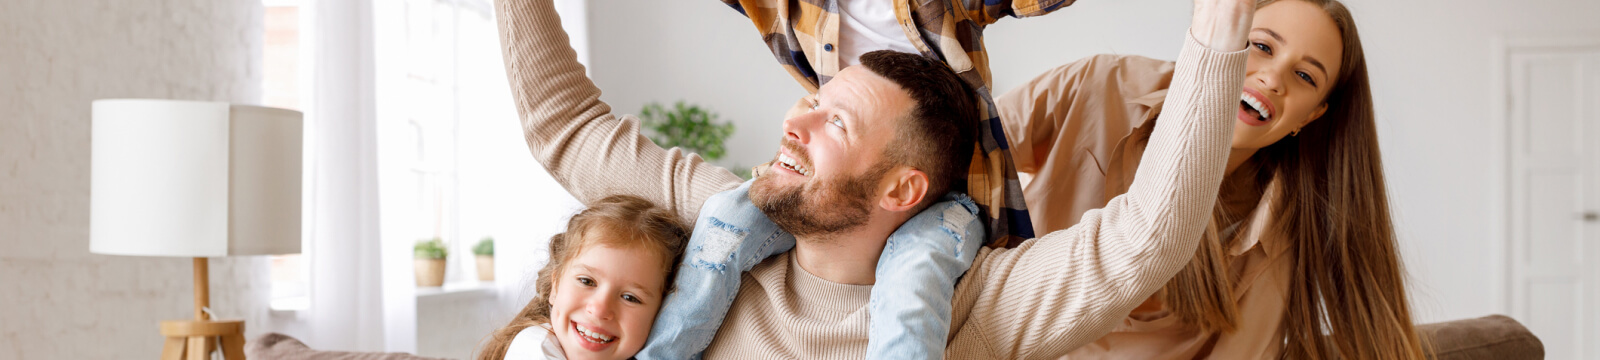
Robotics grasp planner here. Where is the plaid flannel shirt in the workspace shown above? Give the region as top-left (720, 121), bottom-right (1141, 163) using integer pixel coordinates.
top-left (724, 0), bottom-right (1077, 247)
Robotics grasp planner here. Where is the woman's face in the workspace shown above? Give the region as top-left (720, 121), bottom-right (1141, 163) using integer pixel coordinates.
top-left (1232, 0), bottom-right (1344, 150)
top-left (547, 242), bottom-right (669, 360)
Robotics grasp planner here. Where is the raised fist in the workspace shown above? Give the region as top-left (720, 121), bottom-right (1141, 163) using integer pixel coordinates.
top-left (1190, 0), bottom-right (1256, 51)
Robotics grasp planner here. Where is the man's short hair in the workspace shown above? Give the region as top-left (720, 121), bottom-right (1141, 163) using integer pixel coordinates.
top-left (858, 50), bottom-right (979, 210)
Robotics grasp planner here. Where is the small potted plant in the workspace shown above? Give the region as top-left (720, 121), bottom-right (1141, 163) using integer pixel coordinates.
top-left (473, 237), bottom-right (495, 282)
top-left (414, 237), bottom-right (448, 287)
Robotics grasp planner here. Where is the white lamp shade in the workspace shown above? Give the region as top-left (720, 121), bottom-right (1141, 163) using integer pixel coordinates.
top-left (90, 99), bottom-right (303, 257)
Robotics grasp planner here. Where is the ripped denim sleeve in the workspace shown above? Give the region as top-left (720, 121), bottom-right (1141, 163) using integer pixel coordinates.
top-left (637, 180), bottom-right (795, 360)
top-left (866, 193), bottom-right (985, 359)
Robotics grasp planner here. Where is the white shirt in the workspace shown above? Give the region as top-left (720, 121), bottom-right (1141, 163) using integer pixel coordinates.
top-left (504, 324), bottom-right (566, 360)
top-left (837, 0), bottom-right (920, 66)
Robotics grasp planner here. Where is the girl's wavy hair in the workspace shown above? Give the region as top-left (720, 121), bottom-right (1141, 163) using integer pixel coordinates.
top-left (476, 195), bottom-right (689, 360)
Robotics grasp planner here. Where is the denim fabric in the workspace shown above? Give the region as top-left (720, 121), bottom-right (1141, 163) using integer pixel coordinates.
top-left (637, 180), bottom-right (794, 360)
top-left (637, 180), bottom-right (984, 360)
top-left (867, 193), bottom-right (984, 359)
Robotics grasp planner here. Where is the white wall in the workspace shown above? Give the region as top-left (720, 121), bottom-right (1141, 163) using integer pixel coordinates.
top-left (586, 1), bottom-right (808, 172)
top-left (0, 0), bottom-right (267, 358)
top-left (587, 0), bottom-right (1600, 324)
top-left (1343, 0), bottom-right (1600, 323)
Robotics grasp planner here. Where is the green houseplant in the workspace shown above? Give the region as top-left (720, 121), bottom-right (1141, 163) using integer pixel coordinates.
top-left (640, 101), bottom-right (748, 178)
top-left (473, 237), bottom-right (495, 282)
top-left (414, 237), bottom-right (448, 287)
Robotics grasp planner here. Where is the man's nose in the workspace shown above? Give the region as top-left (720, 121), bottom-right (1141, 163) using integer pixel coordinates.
top-left (781, 109), bottom-right (822, 144)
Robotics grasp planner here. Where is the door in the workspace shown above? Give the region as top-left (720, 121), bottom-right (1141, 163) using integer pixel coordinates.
top-left (1507, 45), bottom-right (1600, 360)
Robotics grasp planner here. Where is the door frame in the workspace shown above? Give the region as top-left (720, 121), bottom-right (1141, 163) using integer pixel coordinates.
top-left (1490, 36), bottom-right (1600, 360)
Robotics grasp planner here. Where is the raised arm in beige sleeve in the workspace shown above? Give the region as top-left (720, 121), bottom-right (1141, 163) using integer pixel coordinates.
top-left (494, 0), bottom-right (743, 224)
top-left (944, 32), bottom-right (1246, 359)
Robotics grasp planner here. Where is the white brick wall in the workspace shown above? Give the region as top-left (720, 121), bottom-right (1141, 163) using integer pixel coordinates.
top-left (0, 0), bottom-right (267, 358)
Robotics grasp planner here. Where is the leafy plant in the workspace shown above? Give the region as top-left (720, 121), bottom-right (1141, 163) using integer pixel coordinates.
top-left (414, 237), bottom-right (448, 260)
top-left (639, 101), bottom-right (736, 161)
top-left (473, 237), bottom-right (494, 256)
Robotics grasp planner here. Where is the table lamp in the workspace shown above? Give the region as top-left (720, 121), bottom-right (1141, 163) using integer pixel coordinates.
top-left (90, 99), bottom-right (302, 360)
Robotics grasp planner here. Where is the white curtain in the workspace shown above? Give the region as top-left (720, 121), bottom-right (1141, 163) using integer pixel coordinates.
top-left (269, 0), bottom-right (407, 352)
top-left (269, 0), bottom-right (589, 354)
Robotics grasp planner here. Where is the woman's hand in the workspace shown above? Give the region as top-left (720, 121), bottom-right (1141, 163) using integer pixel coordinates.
top-left (1190, 0), bottom-right (1255, 51)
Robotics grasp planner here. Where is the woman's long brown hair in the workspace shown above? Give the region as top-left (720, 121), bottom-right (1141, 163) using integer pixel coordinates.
top-left (475, 195), bottom-right (689, 360)
top-left (1159, 0), bottom-right (1430, 358)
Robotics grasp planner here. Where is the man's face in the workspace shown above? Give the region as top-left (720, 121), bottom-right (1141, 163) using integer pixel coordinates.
top-left (749, 66), bottom-right (915, 239)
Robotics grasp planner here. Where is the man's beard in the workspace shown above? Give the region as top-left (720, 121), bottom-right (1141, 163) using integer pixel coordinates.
top-left (750, 161), bottom-right (892, 240)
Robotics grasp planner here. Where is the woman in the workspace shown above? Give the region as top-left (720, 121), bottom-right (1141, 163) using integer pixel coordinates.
top-left (998, 0), bottom-right (1427, 358)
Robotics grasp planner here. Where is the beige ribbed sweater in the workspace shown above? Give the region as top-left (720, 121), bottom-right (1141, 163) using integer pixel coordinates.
top-left (493, 0), bottom-right (1246, 358)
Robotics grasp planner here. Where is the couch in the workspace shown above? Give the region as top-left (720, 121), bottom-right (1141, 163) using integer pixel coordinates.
top-left (248, 315), bottom-right (1543, 359)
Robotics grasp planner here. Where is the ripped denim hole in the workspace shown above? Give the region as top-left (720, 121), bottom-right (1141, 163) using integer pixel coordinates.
top-left (690, 217), bottom-right (748, 272)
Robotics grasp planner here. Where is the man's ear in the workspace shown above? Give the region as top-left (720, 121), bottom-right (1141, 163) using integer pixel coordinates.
top-left (879, 167), bottom-right (928, 213)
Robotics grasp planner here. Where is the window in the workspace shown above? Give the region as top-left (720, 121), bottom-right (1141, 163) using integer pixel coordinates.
top-left (380, 0), bottom-right (576, 293)
top-left (261, 0), bottom-right (585, 350)
top-left (378, 4), bottom-right (584, 354)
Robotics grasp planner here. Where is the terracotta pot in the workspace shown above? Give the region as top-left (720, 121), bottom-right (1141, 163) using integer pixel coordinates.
top-left (415, 258), bottom-right (446, 287)
top-left (476, 255), bottom-right (495, 281)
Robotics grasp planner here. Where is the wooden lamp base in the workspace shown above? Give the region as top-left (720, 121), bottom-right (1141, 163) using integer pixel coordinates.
top-left (160, 257), bottom-right (248, 360)
top-left (161, 319), bottom-right (246, 360)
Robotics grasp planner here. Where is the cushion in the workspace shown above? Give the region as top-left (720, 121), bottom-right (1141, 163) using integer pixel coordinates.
top-left (1419, 315), bottom-right (1544, 360)
top-left (247, 333), bottom-right (453, 360)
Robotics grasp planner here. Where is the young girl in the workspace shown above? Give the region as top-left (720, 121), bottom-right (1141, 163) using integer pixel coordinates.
top-left (478, 195), bottom-right (689, 360)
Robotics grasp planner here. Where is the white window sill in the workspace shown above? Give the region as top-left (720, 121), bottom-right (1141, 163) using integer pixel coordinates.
top-left (269, 296), bottom-right (311, 317)
top-left (416, 281), bottom-right (497, 302)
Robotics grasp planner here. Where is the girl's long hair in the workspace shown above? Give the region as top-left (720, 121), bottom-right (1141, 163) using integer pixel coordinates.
top-left (476, 195), bottom-right (689, 360)
top-left (1158, 0), bottom-right (1430, 358)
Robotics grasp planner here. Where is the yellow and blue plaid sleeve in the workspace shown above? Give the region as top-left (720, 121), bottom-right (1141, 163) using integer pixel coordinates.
top-left (958, 0), bottom-right (1079, 27)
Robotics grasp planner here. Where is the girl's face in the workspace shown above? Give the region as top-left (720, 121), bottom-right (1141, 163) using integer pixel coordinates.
top-left (547, 243), bottom-right (669, 360)
top-left (1231, 0), bottom-right (1345, 150)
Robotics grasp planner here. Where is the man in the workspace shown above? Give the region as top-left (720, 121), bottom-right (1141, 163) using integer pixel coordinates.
top-left (494, 0), bottom-right (1255, 358)
top-left (717, 0), bottom-right (1090, 249)
top-left (641, 51), bottom-right (992, 360)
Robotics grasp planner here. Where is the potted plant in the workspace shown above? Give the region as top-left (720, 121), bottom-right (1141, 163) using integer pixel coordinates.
top-left (640, 101), bottom-right (748, 178)
top-left (414, 237), bottom-right (448, 287)
top-left (473, 237), bottom-right (495, 282)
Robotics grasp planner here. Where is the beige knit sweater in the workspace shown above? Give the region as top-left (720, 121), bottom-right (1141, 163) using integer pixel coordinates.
top-left (494, 0), bottom-right (1246, 358)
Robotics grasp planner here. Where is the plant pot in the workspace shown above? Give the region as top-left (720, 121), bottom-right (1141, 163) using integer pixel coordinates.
top-left (476, 255), bottom-right (495, 281)
top-left (415, 258), bottom-right (446, 287)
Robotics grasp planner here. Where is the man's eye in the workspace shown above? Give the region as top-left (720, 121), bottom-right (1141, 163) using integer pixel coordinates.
top-left (622, 294), bottom-right (642, 304)
top-left (809, 99), bottom-right (819, 111)
top-left (829, 116), bottom-right (845, 129)
top-left (577, 276), bottom-right (595, 287)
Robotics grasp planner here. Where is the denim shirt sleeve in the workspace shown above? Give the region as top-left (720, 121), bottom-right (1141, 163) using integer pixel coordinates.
top-left (637, 180), bottom-right (795, 360)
